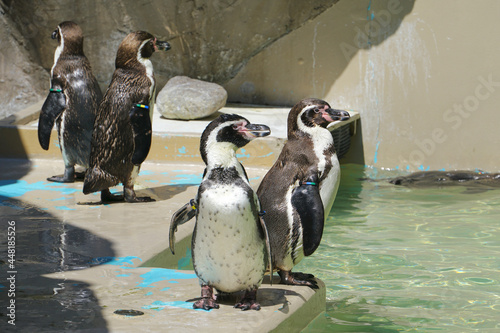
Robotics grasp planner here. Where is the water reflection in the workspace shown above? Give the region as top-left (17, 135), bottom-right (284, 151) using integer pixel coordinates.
top-left (0, 198), bottom-right (113, 332)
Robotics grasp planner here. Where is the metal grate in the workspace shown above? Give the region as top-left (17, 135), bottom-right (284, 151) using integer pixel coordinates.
top-left (331, 122), bottom-right (352, 159)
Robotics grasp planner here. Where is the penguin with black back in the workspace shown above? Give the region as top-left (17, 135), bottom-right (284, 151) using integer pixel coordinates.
top-left (83, 31), bottom-right (170, 203)
top-left (169, 114), bottom-right (272, 311)
top-left (38, 21), bottom-right (102, 182)
top-left (257, 98), bottom-right (350, 288)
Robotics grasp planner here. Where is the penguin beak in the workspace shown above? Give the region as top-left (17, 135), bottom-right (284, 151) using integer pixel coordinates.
top-left (241, 123), bottom-right (271, 139)
top-left (322, 108), bottom-right (350, 122)
top-left (155, 40), bottom-right (171, 51)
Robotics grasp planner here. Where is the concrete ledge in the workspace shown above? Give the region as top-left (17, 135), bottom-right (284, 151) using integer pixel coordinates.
top-left (0, 103), bottom-right (359, 331)
top-left (45, 265), bottom-right (325, 333)
top-left (0, 158), bottom-right (325, 332)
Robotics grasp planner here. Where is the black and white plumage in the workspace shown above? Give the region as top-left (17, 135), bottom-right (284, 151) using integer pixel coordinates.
top-left (170, 114), bottom-right (272, 311)
top-left (83, 31), bottom-right (170, 203)
top-left (257, 98), bottom-right (350, 288)
top-left (38, 21), bottom-right (102, 183)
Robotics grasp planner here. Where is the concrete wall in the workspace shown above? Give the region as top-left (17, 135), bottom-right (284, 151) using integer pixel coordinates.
top-left (225, 0), bottom-right (500, 172)
top-left (3, 0), bottom-right (499, 172)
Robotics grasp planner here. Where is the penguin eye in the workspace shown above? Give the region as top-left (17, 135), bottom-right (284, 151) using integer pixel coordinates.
top-left (313, 108), bottom-right (320, 113)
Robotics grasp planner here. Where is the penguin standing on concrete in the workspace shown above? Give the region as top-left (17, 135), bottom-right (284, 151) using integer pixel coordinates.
top-left (83, 31), bottom-right (170, 202)
top-left (38, 21), bottom-right (102, 182)
top-left (170, 114), bottom-right (272, 310)
top-left (257, 98), bottom-right (350, 288)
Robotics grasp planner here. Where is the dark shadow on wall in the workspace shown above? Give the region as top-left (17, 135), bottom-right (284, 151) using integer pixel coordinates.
top-left (224, 0), bottom-right (416, 106)
top-left (222, 1), bottom-right (416, 166)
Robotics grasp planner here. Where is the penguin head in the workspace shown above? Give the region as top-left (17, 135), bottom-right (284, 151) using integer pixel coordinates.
top-left (200, 114), bottom-right (271, 165)
top-left (52, 21), bottom-right (84, 55)
top-left (115, 31), bottom-right (171, 69)
top-left (288, 98), bottom-right (350, 136)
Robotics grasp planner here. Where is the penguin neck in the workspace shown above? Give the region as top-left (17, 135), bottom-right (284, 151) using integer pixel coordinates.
top-left (205, 142), bottom-right (240, 170)
top-left (51, 40), bottom-right (64, 78)
top-left (292, 125), bottom-right (335, 176)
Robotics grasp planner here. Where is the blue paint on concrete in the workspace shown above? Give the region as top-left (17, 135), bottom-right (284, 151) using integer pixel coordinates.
top-left (50, 197), bottom-right (67, 201)
top-left (178, 146), bottom-right (186, 154)
top-left (259, 152), bottom-right (274, 158)
top-left (139, 170), bottom-right (154, 176)
top-left (90, 256), bottom-right (142, 267)
top-left (137, 268), bottom-right (196, 288)
top-left (145, 292), bottom-right (153, 296)
top-left (0, 180), bottom-right (78, 200)
top-left (0, 200), bottom-right (24, 210)
top-left (236, 148), bottom-right (250, 159)
top-left (116, 274), bottom-right (131, 277)
top-left (55, 205), bottom-right (76, 211)
top-left (142, 300), bottom-right (204, 311)
top-left (164, 173), bottom-right (203, 186)
top-left (160, 287), bottom-right (170, 291)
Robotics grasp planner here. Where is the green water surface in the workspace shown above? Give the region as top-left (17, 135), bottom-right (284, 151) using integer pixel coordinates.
top-left (301, 164), bottom-right (500, 332)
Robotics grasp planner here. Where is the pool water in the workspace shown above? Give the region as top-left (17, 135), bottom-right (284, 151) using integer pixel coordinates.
top-left (301, 164), bottom-right (500, 332)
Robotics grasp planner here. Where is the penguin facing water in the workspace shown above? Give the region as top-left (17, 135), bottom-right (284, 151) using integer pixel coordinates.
top-left (38, 21), bottom-right (102, 183)
top-left (170, 114), bottom-right (272, 311)
top-left (83, 31), bottom-right (170, 203)
top-left (257, 98), bottom-right (350, 288)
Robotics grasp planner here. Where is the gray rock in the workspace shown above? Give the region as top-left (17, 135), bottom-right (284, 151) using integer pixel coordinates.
top-left (0, 8), bottom-right (48, 120)
top-left (156, 76), bottom-right (227, 120)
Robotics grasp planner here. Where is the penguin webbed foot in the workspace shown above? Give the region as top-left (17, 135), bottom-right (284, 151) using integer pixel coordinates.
top-left (278, 270), bottom-right (319, 289)
top-left (129, 196), bottom-right (155, 203)
top-left (47, 175), bottom-right (75, 183)
top-left (101, 189), bottom-right (124, 202)
top-left (124, 187), bottom-right (155, 203)
top-left (193, 285), bottom-right (219, 311)
top-left (47, 166), bottom-right (76, 183)
top-left (234, 289), bottom-right (261, 311)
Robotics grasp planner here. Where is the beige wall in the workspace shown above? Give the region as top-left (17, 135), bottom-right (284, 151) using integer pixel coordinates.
top-left (224, 0), bottom-right (500, 172)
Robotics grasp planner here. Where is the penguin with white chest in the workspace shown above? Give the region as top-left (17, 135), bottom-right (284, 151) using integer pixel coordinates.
top-left (257, 98), bottom-right (350, 288)
top-left (170, 114), bottom-right (272, 310)
top-left (83, 31), bottom-right (170, 203)
top-left (38, 21), bottom-right (102, 182)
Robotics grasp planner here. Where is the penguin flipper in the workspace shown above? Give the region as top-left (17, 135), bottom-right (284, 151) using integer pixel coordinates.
top-left (259, 214), bottom-right (273, 285)
top-left (38, 90), bottom-right (66, 150)
top-left (129, 104), bottom-right (152, 165)
top-left (291, 179), bottom-right (324, 257)
top-left (169, 199), bottom-right (197, 254)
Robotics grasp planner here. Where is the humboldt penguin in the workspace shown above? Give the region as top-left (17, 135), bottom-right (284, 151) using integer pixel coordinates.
top-left (83, 31), bottom-right (170, 203)
top-left (257, 98), bottom-right (350, 288)
top-left (38, 21), bottom-right (102, 182)
top-left (169, 114), bottom-right (272, 310)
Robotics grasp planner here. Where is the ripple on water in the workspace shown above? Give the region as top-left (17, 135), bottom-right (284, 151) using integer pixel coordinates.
top-left (301, 165), bottom-right (500, 332)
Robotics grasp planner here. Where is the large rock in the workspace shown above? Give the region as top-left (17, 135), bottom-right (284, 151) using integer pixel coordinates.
top-left (156, 76), bottom-right (227, 120)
